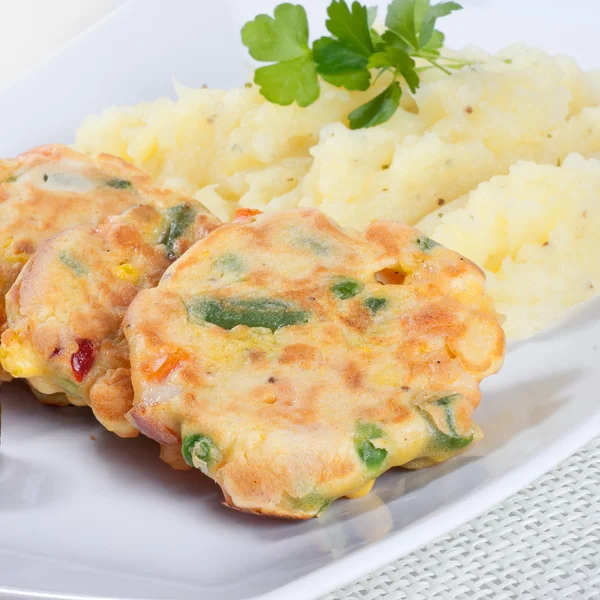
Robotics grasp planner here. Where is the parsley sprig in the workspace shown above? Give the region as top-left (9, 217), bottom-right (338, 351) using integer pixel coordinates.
top-left (242, 0), bottom-right (471, 129)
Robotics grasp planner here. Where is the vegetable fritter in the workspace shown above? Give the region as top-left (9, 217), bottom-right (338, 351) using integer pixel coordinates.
top-left (124, 209), bottom-right (505, 518)
top-left (0, 144), bottom-right (198, 381)
top-left (1, 203), bottom-right (220, 437)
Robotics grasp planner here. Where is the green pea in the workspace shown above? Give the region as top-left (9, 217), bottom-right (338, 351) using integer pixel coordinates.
top-left (182, 434), bottom-right (219, 472)
top-left (355, 422), bottom-right (388, 471)
top-left (420, 394), bottom-right (474, 450)
top-left (186, 297), bottom-right (309, 332)
top-left (160, 203), bottom-right (195, 259)
top-left (59, 251), bottom-right (87, 276)
top-left (331, 278), bottom-right (363, 299)
top-left (106, 178), bottom-right (132, 190)
top-left (415, 235), bottom-right (439, 252)
top-left (364, 297), bottom-right (387, 314)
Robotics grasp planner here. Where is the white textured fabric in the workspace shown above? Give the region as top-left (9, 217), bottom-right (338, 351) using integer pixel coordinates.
top-left (324, 436), bottom-right (600, 600)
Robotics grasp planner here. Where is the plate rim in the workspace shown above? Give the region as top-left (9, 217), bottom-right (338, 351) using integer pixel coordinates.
top-left (257, 411), bottom-right (600, 599)
top-left (2, 410), bottom-right (598, 600)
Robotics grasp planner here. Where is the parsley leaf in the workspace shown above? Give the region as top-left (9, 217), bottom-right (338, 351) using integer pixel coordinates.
top-left (385, 0), bottom-right (419, 49)
top-left (368, 47), bottom-right (419, 92)
top-left (242, 4), bottom-right (320, 106)
top-left (419, 1), bottom-right (461, 48)
top-left (419, 29), bottom-right (444, 57)
top-left (241, 0), bottom-right (469, 128)
top-left (313, 37), bottom-right (371, 90)
top-left (320, 70), bottom-right (372, 90)
top-left (367, 5), bottom-right (378, 27)
top-left (385, 0), bottom-right (460, 51)
top-left (254, 55), bottom-right (320, 106)
top-left (381, 29), bottom-right (413, 53)
top-left (325, 0), bottom-right (374, 57)
top-left (368, 6), bottom-right (386, 48)
top-left (313, 1), bottom-right (374, 91)
top-left (348, 81), bottom-right (401, 129)
top-left (370, 30), bottom-right (385, 50)
top-left (313, 37), bottom-right (369, 73)
top-left (242, 3), bottom-right (310, 61)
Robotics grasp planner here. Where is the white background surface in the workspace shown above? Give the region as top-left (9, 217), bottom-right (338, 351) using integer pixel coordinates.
top-left (0, 1), bottom-right (122, 91)
top-left (2, 0), bottom-right (598, 94)
top-left (0, 1), bottom-right (599, 599)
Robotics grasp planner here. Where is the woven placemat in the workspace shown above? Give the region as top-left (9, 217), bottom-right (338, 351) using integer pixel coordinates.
top-left (323, 436), bottom-right (600, 600)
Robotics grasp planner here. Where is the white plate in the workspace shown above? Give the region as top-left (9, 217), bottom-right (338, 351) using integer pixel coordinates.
top-left (1, 1), bottom-right (599, 599)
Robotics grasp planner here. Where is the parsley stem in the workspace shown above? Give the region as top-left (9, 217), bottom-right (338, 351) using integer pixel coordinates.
top-left (425, 58), bottom-right (452, 75)
top-left (371, 67), bottom-right (398, 85)
top-left (438, 56), bottom-right (475, 64)
top-left (415, 65), bottom-right (437, 72)
top-left (416, 62), bottom-right (468, 72)
top-left (373, 66), bottom-right (391, 85)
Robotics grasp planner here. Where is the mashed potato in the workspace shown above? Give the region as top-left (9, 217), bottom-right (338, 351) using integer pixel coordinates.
top-left (418, 154), bottom-right (600, 338)
top-left (75, 44), bottom-right (600, 338)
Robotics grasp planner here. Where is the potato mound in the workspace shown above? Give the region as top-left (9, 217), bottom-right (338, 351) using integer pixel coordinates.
top-left (418, 154), bottom-right (600, 339)
top-left (75, 44), bottom-right (600, 338)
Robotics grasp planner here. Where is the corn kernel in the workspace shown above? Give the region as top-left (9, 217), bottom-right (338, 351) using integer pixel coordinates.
top-left (373, 368), bottom-right (401, 387)
top-left (0, 340), bottom-right (43, 378)
top-left (114, 263), bottom-right (139, 283)
top-left (3, 236), bottom-right (29, 263)
top-left (7, 253), bottom-right (29, 264)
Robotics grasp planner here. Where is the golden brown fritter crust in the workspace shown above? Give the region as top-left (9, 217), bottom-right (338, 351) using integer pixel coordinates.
top-left (0, 144), bottom-right (199, 381)
top-left (124, 209), bottom-right (505, 519)
top-left (1, 203), bottom-right (220, 436)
